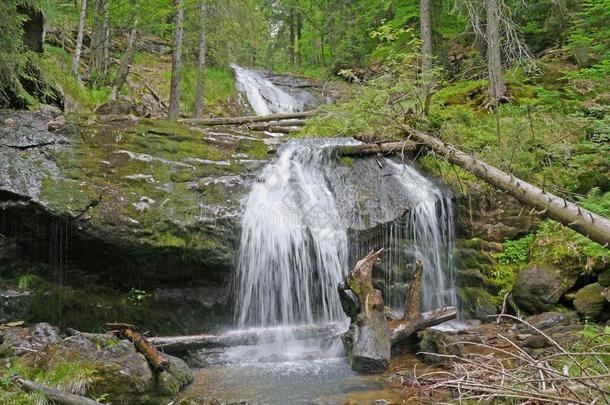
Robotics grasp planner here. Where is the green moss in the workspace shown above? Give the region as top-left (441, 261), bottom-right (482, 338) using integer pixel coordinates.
top-left (339, 156), bottom-right (355, 167)
top-left (238, 138), bottom-right (269, 159)
top-left (40, 177), bottom-right (100, 216)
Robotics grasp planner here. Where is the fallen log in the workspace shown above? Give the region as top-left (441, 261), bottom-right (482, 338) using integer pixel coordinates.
top-left (180, 110), bottom-right (316, 126)
top-left (404, 128), bottom-right (610, 246)
top-left (151, 323), bottom-right (340, 354)
top-left (14, 376), bottom-right (102, 405)
top-left (339, 253), bottom-right (456, 373)
top-left (335, 141), bottom-right (417, 157)
top-left (246, 119), bottom-right (307, 129)
top-left (247, 125), bottom-right (301, 134)
top-left (107, 324), bottom-right (170, 371)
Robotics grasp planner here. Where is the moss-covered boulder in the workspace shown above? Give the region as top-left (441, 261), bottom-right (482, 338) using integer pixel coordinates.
top-left (42, 334), bottom-right (193, 404)
top-left (598, 268), bottom-right (610, 287)
top-left (512, 263), bottom-right (576, 315)
top-left (0, 109), bottom-right (273, 287)
top-left (573, 283), bottom-right (609, 321)
top-left (417, 329), bottom-right (464, 365)
top-left (457, 286), bottom-right (497, 320)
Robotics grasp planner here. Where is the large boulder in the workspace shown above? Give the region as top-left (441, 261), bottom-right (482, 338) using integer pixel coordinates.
top-left (0, 322), bottom-right (60, 355)
top-left (41, 334), bottom-right (193, 404)
top-left (573, 283), bottom-right (609, 322)
top-left (512, 264), bottom-right (576, 314)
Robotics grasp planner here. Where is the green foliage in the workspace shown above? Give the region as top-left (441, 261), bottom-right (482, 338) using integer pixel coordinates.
top-left (493, 234), bottom-right (534, 265)
top-left (17, 273), bottom-right (44, 290)
top-left (127, 288), bottom-right (151, 306)
top-left (568, 0), bottom-right (610, 66)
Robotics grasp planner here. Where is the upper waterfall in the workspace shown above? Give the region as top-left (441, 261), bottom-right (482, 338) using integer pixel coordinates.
top-left (233, 139), bottom-right (457, 330)
top-left (231, 64), bottom-right (305, 115)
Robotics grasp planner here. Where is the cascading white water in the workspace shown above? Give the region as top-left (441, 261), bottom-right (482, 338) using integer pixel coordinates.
top-left (233, 139), bottom-right (457, 334)
top-left (233, 140), bottom-right (352, 329)
top-left (231, 64), bottom-right (304, 115)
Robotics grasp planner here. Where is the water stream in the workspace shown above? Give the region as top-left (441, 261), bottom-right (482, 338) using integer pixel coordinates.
top-left (190, 67), bottom-right (458, 404)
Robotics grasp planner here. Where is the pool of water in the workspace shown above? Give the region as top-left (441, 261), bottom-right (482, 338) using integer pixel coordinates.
top-left (179, 336), bottom-right (425, 404)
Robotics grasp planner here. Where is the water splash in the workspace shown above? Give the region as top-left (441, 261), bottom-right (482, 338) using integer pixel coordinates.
top-left (231, 64), bottom-right (304, 115)
top-left (233, 139), bottom-right (457, 334)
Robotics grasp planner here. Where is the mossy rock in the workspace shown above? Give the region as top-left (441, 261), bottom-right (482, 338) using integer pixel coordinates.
top-left (457, 286), bottom-right (498, 321)
top-left (573, 283), bottom-right (609, 322)
top-left (598, 268), bottom-right (610, 287)
top-left (512, 263), bottom-right (576, 315)
top-left (417, 329), bottom-right (464, 365)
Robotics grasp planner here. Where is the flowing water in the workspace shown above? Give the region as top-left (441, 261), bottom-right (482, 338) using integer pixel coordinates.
top-left (192, 68), bottom-right (458, 404)
top-left (231, 64), bottom-right (305, 115)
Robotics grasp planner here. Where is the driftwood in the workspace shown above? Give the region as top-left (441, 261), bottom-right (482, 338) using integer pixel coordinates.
top-left (246, 125), bottom-right (301, 134)
top-left (151, 323), bottom-right (339, 354)
top-left (106, 323), bottom-right (170, 371)
top-left (14, 376), bottom-right (102, 405)
top-left (404, 128), bottom-right (610, 246)
top-left (339, 251), bottom-right (456, 373)
top-left (246, 119), bottom-right (306, 128)
top-left (180, 110), bottom-right (316, 126)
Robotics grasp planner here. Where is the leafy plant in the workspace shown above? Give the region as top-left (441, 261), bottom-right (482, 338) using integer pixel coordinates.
top-left (492, 234), bottom-right (534, 265)
top-left (127, 288), bottom-right (151, 306)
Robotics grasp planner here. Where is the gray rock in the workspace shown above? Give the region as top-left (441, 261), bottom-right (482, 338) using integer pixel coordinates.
top-left (41, 333), bottom-right (193, 405)
top-left (0, 322), bottom-right (60, 355)
top-left (513, 264), bottom-right (576, 314)
top-left (573, 283), bottom-right (609, 321)
top-left (523, 311), bottom-right (579, 331)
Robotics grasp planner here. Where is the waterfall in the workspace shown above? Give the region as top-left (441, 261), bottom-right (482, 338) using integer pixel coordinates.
top-left (231, 64), bottom-right (304, 115)
top-left (233, 139), bottom-right (457, 333)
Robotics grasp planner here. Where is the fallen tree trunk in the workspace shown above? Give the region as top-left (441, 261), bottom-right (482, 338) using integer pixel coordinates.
top-left (339, 252), bottom-right (456, 373)
top-left (15, 377), bottom-right (102, 405)
top-left (404, 128), bottom-right (610, 246)
top-left (246, 125), bottom-right (301, 134)
top-left (335, 141), bottom-right (417, 157)
top-left (180, 110), bottom-right (316, 126)
top-left (150, 323), bottom-right (340, 354)
top-left (246, 119), bottom-right (307, 129)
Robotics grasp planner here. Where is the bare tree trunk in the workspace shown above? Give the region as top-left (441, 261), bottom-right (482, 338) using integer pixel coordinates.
top-left (90, 0), bottom-right (109, 81)
top-left (101, 0), bottom-right (110, 74)
top-left (194, 0), bottom-right (207, 118)
top-left (111, 0), bottom-right (138, 100)
top-left (486, 0), bottom-right (507, 101)
top-left (296, 11), bottom-right (302, 67)
top-left (169, 0), bottom-right (184, 120)
top-left (289, 3), bottom-right (295, 66)
top-left (420, 0), bottom-right (433, 74)
top-left (420, 0), bottom-right (434, 115)
top-left (71, 0), bottom-right (88, 80)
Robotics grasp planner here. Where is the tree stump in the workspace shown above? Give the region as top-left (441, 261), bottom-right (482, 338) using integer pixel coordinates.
top-left (339, 250), bottom-right (457, 373)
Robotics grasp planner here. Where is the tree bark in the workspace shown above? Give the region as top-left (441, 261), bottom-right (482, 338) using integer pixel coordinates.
top-left (169, 0), bottom-right (184, 120)
top-left (420, 0), bottom-right (433, 74)
top-left (335, 141), bottom-right (417, 157)
top-left (405, 128), bottom-right (610, 247)
top-left (71, 0), bottom-right (88, 80)
top-left (15, 377), bottom-right (102, 405)
top-left (118, 327), bottom-right (170, 371)
top-left (111, 0), bottom-right (138, 100)
top-left (339, 252), bottom-right (457, 374)
top-left (181, 110), bottom-right (316, 125)
top-left (194, 0), bottom-right (207, 118)
top-left (486, 0), bottom-right (507, 101)
top-left (339, 248), bottom-right (391, 373)
top-left (289, 2), bottom-right (295, 66)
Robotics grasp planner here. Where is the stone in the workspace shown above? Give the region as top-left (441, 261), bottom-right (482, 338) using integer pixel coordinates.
top-left (41, 334), bottom-right (193, 405)
top-left (418, 329), bottom-right (464, 365)
top-left (598, 268), bottom-right (610, 287)
top-left (457, 286), bottom-right (497, 321)
top-left (0, 322), bottom-right (60, 355)
top-left (512, 264), bottom-right (576, 315)
top-left (573, 283), bottom-right (609, 322)
top-left (523, 311), bottom-right (579, 331)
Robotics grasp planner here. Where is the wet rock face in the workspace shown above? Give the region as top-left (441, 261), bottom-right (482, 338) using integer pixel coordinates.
top-left (455, 186), bottom-right (539, 241)
top-left (512, 264), bottom-right (577, 314)
top-left (0, 110), bottom-right (273, 289)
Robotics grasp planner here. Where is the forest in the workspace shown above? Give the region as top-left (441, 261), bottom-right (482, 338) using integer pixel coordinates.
top-left (0, 0), bottom-right (609, 404)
